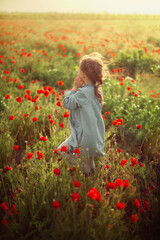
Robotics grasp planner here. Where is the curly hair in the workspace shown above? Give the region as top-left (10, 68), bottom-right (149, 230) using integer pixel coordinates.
top-left (79, 52), bottom-right (108, 103)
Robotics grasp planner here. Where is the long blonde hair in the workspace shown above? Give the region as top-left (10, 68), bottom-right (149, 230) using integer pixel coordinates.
top-left (79, 52), bottom-right (108, 103)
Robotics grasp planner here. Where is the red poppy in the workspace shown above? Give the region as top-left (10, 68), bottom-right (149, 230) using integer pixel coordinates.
top-left (50, 120), bottom-right (55, 124)
top-left (10, 204), bottom-right (18, 215)
top-left (54, 168), bottom-right (60, 175)
top-left (48, 86), bottom-right (53, 91)
top-left (24, 113), bottom-right (29, 117)
top-left (134, 198), bottom-right (141, 208)
top-left (35, 106), bottom-right (38, 111)
top-left (27, 152), bottom-right (34, 160)
top-left (20, 68), bottom-right (25, 73)
top-left (116, 202), bottom-right (125, 210)
top-left (102, 115), bottom-right (105, 120)
top-left (39, 136), bottom-right (47, 141)
top-left (130, 214), bottom-right (139, 223)
top-left (60, 146), bottom-right (67, 152)
top-left (127, 86), bottom-right (132, 91)
top-left (131, 157), bottom-right (138, 166)
top-left (18, 85), bottom-right (24, 89)
top-left (63, 112), bottom-right (70, 117)
top-left (0, 202), bottom-right (8, 211)
top-left (112, 118), bottom-right (123, 126)
top-left (117, 148), bottom-right (122, 153)
top-left (58, 81), bottom-right (64, 86)
top-left (116, 179), bottom-right (124, 187)
top-left (107, 182), bottom-right (117, 189)
top-left (44, 90), bottom-right (50, 97)
top-left (105, 111), bottom-right (109, 115)
top-left (71, 192), bottom-right (80, 202)
top-left (36, 151), bottom-right (44, 159)
top-left (16, 97), bottom-right (22, 103)
top-left (9, 115), bottom-right (14, 120)
top-left (74, 180), bottom-right (81, 187)
top-left (26, 90), bottom-right (31, 95)
top-left (87, 188), bottom-right (102, 202)
top-left (52, 200), bottom-right (61, 209)
top-left (74, 149), bottom-right (80, 154)
top-left (32, 117), bottom-right (38, 122)
top-left (5, 165), bottom-right (12, 171)
top-left (137, 124), bottom-right (142, 129)
top-left (120, 159), bottom-right (127, 167)
top-left (60, 123), bottom-right (65, 128)
top-left (5, 94), bottom-right (10, 99)
top-left (56, 101), bottom-right (62, 107)
top-left (105, 164), bottom-right (110, 169)
top-left (123, 179), bottom-right (129, 188)
top-left (14, 145), bottom-right (19, 150)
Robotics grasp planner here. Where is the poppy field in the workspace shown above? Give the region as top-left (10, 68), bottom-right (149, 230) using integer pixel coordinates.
top-left (0, 13), bottom-right (160, 240)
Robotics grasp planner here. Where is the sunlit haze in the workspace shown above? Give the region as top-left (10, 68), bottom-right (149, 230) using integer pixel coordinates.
top-left (0, 0), bottom-right (160, 14)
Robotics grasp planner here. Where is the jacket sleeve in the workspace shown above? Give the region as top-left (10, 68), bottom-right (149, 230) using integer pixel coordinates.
top-left (63, 88), bottom-right (88, 110)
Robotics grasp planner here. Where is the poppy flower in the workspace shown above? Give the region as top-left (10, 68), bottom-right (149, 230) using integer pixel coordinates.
top-left (130, 214), bottom-right (139, 223)
top-left (27, 152), bottom-right (34, 160)
top-left (35, 106), bottom-right (38, 111)
top-left (39, 136), bottom-right (47, 141)
top-left (58, 81), bottom-right (64, 86)
top-left (71, 192), bottom-right (80, 202)
top-left (48, 86), bottom-right (53, 91)
top-left (36, 151), bottom-right (44, 159)
top-left (5, 94), bottom-right (10, 99)
top-left (50, 120), bottom-right (55, 124)
top-left (9, 115), bottom-right (14, 120)
top-left (63, 112), bottom-right (70, 117)
top-left (74, 149), bottom-right (80, 154)
top-left (56, 101), bottom-right (62, 107)
top-left (105, 111), bottom-right (109, 115)
top-left (137, 124), bottom-right (142, 129)
top-left (54, 168), bottom-right (60, 175)
top-left (134, 198), bottom-right (141, 208)
top-left (116, 202), bottom-right (125, 210)
top-left (20, 68), bottom-right (25, 73)
top-left (32, 117), bottom-right (38, 122)
top-left (107, 182), bottom-right (117, 189)
top-left (0, 202), bottom-right (8, 211)
top-left (116, 179), bottom-right (124, 187)
top-left (16, 97), bottom-right (22, 103)
top-left (87, 188), bottom-right (101, 201)
top-left (74, 180), bottom-right (81, 187)
top-left (10, 204), bottom-right (18, 215)
top-left (123, 179), bottom-right (129, 188)
top-left (60, 123), bottom-right (65, 128)
top-left (26, 90), bottom-right (31, 95)
top-left (18, 85), bottom-right (24, 89)
top-left (60, 146), bottom-right (67, 152)
top-left (14, 145), bottom-right (19, 150)
top-left (121, 159), bottom-right (127, 167)
top-left (24, 113), bottom-right (29, 117)
top-left (105, 164), bottom-right (110, 169)
top-left (131, 157), bottom-right (138, 166)
top-left (5, 165), bottom-right (12, 171)
top-left (52, 200), bottom-right (61, 209)
top-left (44, 90), bottom-right (50, 97)
top-left (102, 115), bottom-right (105, 120)
top-left (117, 148), bottom-right (122, 153)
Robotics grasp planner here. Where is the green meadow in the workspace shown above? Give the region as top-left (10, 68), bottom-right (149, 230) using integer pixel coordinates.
top-left (0, 13), bottom-right (160, 240)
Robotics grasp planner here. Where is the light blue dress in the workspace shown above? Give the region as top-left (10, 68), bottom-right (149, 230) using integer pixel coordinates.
top-left (62, 83), bottom-right (105, 158)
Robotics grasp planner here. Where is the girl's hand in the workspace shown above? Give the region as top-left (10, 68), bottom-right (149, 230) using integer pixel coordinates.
top-left (72, 76), bottom-right (84, 90)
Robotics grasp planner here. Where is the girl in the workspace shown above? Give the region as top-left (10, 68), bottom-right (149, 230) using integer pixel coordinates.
top-left (58, 52), bottom-right (107, 176)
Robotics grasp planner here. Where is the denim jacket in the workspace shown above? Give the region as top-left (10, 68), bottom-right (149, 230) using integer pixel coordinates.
top-left (63, 83), bottom-right (105, 158)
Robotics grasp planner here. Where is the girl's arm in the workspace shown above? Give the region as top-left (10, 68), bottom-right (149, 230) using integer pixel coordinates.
top-left (63, 88), bottom-right (88, 110)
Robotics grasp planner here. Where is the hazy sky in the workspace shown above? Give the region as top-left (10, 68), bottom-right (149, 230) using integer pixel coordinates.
top-left (0, 0), bottom-right (160, 14)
